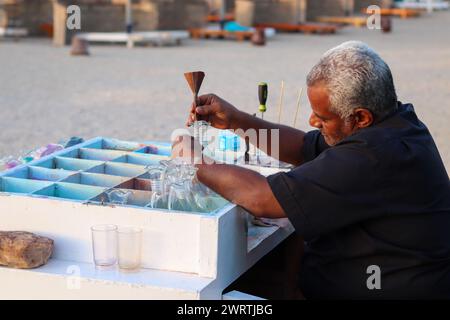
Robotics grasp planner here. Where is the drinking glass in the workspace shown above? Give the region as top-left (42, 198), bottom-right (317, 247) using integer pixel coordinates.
top-left (147, 165), bottom-right (167, 209)
top-left (117, 226), bottom-right (142, 271)
top-left (91, 224), bottom-right (118, 268)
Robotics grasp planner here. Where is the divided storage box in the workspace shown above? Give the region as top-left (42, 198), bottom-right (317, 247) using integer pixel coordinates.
top-left (0, 137), bottom-right (293, 299)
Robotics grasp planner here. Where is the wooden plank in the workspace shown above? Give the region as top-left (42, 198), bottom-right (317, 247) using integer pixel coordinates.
top-left (317, 16), bottom-right (367, 28)
top-left (189, 28), bottom-right (254, 41)
top-left (52, 1), bottom-right (67, 46)
top-left (395, 1), bottom-right (449, 11)
top-left (255, 22), bottom-right (338, 34)
top-left (363, 8), bottom-right (421, 19)
top-left (0, 0), bottom-right (22, 4)
top-left (78, 31), bottom-right (189, 47)
top-left (0, 9), bottom-right (8, 28)
top-left (0, 258), bottom-right (211, 299)
top-left (206, 13), bottom-right (235, 23)
top-left (0, 26), bottom-right (27, 37)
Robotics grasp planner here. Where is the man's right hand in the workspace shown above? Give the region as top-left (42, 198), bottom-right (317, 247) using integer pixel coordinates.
top-left (186, 94), bottom-right (240, 130)
top-left (186, 93), bottom-right (307, 166)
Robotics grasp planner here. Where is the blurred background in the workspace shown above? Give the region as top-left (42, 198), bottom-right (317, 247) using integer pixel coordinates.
top-left (0, 0), bottom-right (449, 171)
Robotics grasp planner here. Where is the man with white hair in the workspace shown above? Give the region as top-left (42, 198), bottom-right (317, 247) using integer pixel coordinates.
top-left (173, 41), bottom-right (450, 299)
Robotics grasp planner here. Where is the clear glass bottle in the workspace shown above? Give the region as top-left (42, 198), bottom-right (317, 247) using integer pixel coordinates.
top-left (147, 166), bottom-right (168, 209)
top-left (192, 120), bottom-right (210, 146)
top-left (149, 179), bottom-right (168, 209)
top-left (168, 181), bottom-right (196, 212)
top-left (192, 120), bottom-right (211, 158)
top-left (148, 158), bottom-right (229, 214)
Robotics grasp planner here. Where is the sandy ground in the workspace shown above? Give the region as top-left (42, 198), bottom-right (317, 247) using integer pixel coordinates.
top-left (0, 11), bottom-right (449, 172)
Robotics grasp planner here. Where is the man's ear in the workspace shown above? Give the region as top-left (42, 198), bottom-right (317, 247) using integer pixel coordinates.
top-left (353, 108), bottom-right (374, 128)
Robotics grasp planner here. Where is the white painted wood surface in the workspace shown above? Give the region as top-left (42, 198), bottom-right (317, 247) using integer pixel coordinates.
top-left (76, 31), bottom-right (190, 47)
top-left (0, 27), bottom-right (28, 37)
top-left (0, 221), bottom-right (292, 299)
top-left (395, 0), bottom-right (449, 11)
top-left (0, 259), bottom-right (211, 300)
top-left (222, 290), bottom-right (265, 300)
top-left (0, 137), bottom-right (294, 299)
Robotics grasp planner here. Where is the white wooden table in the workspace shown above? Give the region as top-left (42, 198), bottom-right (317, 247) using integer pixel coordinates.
top-left (0, 137), bottom-right (294, 300)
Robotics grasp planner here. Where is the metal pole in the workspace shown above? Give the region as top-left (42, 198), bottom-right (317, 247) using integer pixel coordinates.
top-left (219, 0), bottom-right (226, 30)
top-left (427, 0), bottom-right (433, 14)
top-left (125, 0), bottom-right (133, 48)
top-left (299, 0), bottom-right (307, 24)
top-left (344, 0), bottom-right (354, 16)
top-left (295, 0), bottom-right (304, 24)
top-left (125, 0), bottom-right (133, 34)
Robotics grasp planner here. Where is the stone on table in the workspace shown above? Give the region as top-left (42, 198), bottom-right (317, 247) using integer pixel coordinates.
top-left (0, 231), bottom-right (54, 269)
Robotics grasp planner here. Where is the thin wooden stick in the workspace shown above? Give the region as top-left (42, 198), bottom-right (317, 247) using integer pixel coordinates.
top-left (293, 87), bottom-right (303, 128)
top-left (277, 80), bottom-right (285, 124)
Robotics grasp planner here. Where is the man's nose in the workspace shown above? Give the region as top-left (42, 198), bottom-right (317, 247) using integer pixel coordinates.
top-left (309, 113), bottom-right (322, 128)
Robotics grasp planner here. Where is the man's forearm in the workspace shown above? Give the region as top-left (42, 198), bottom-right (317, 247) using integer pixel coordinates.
top-left (230, 110), bottom-right (306, 166)
top-left (195, 162), bottom-right (286, 219)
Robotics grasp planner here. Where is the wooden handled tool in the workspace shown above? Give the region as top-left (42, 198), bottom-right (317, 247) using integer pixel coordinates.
top-left (184, 71), bottom-right (205, 121)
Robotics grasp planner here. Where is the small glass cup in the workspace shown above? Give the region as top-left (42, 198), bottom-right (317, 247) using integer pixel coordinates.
top-left (147, 166), bottom-right (168, 209)
top-left (91, 224), bottom-right (118, 268)
top-left (149, 180), bottom-right (168, 209)
top-left (118, 227), bottom-right (142, 271)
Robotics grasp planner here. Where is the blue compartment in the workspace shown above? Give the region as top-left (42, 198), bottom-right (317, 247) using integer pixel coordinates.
top-left (116, 178), bottom-right (152, 191)
top-left (90, 188), bottom-right (153, 207)
top-left (0, 177), bottom-right (54, 194)
top-left (4, 166), bottom-right (76, 182)
top-left (86, 162), bottom-right (147, 177)
top-left (61, 172), bottom-right (130, 188)
top-left (81, 138), bottom-right (103, 149)
top-left (84, 138), bottom-right (144, 152)
top-left (60, 148), bottom-right (127, 162)
top-left (32, 182), bottom-right (106, 201)
top-left (135, 145), bottom-right (171, 156)
top-left (112, 153), bottom-right (169, 167)
top-left (34, 156), bottom-right (104, 172)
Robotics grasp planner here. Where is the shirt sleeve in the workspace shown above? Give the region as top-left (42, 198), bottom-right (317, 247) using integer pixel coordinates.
top-left (303, 130), bottom-right (330, 162)
top-left (267, 145), bottom-right (385, 240)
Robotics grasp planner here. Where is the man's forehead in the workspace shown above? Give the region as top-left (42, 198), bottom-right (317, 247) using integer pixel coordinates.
top-left (308, 85), bottom-right (342, 119)
top-left (308, 85), bottom-right (330, 108)
top-left (308, 84), bottom-right (329, 96)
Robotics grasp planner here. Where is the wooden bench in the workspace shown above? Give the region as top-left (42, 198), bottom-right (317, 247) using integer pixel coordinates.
top-left (363, 8), bottom-right (421, 19)
top-left (0, 27), bottom-right (28, 38)
top-left (255, 22), bottom-right (338, 34)
top-left (206, 13), bottom-right (235, 23)
top-left (316, 16), bottom-right (368, 28)
top-left (395, 1), bottom-right (449, 11)
top-left (77, 31), bottom-right (190, 47)
top-left (189, 28), bottom-right (254, 41)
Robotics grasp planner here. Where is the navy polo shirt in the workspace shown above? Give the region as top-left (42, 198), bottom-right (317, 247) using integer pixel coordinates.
top-left (267, 103), bottom-right (450, 299)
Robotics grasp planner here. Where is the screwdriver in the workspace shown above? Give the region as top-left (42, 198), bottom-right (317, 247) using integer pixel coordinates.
top-left (258, 82), bottom-right (268, 120)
